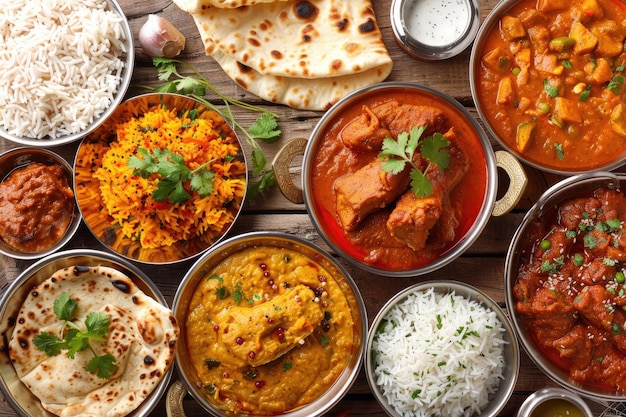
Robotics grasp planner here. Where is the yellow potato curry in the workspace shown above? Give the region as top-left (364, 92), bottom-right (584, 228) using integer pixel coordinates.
top-left (185, 246), bottom-right (355, 415)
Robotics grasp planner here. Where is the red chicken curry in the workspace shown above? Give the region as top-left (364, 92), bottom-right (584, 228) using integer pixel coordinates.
top-left (513, 186), bottom-right (626, 391)
top-left (310, 89), bottom-right (487, 271)
top-left (476, 0), bottom-right (626, 171)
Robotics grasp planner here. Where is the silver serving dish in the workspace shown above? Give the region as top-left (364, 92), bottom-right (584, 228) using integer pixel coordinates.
top-left (0, 249), bottom-right (174, 416)
top-left (0, 0), bottom-right (134, 146)
top-left (390, 0), bottom-right (480, 60)
top-left (169, 232), bottom-right (367, 417)
top-left (0, 147), bottom-right (81, 260)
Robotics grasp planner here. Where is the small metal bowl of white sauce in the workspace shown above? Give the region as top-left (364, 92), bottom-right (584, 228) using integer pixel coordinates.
top-left (391, 0), bottom-right (480, 60)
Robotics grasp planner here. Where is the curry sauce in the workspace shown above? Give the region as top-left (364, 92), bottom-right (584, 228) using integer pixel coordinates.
top-left (185, 246), bottom-right (355, 415)
top-left (476, 0), bottom-right (626, 171)
top-left (514, 187), bottom-right (626, 391)
top-left (0, 163), bottom-right (74, 253)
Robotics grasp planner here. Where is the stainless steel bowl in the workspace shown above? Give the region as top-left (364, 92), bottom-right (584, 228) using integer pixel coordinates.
top-left (505, 172), bottom-right (626, 402)
top-left (0, 147), bottom-right (81, 260)
top-left (0, 0), bottom-right (134, 146)
top-left (170, 232), bottom-right (367, 417)
top-left (0, 249), bottom-right (174, 417)
top-left (469, 0), bottom-right (626, 174)
top-left (390, 0), bottom-right (480, 60)
top-left (365, 281), bottom-right (520, 417)
top-left (516, 387), bottom-right (593, 417)
top-left (292, 82), bottom-right (526, 277)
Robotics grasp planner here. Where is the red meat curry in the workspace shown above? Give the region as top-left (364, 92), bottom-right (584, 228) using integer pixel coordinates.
top-left (310, 88), bottom-right (488, 271)
top-left (513, 186), bottom-right (626, 391)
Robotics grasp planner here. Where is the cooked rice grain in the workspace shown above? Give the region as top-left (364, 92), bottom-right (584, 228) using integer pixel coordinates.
top-left (373, 288), bottom-right (506, 417)
top-left (0, 0), bottom-right (126, 139)
top-left (91, 105), bottom-right (246, 249)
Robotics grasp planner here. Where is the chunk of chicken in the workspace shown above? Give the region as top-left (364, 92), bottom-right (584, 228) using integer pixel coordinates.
top-left (386, 131), bottom-right (469, 250)
top-left (334, 158), bottom-right (414, 232)
top-left (340, 100), bottom-right (450, 152)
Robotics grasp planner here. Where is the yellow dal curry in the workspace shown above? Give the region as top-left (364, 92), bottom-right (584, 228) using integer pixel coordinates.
top-left (185, 246), bottom-right (356, 414)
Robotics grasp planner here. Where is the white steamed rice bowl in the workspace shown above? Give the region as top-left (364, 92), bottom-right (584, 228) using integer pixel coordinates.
top-left (371, 287), bottom-right (507, 417)
top-left (0, 0), bottom-right (127, 140)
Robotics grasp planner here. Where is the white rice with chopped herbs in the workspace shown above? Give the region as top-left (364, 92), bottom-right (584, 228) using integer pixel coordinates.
top-left (372, 288), bottom-right (506, 417)
top-left (0, 0), bottom-right (126, 139)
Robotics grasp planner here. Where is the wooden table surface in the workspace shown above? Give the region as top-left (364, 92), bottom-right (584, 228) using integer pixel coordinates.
top-left (0, 0), bottom-right (621, 415)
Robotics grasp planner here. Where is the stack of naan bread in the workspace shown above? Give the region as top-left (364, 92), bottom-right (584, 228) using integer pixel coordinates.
top-left (173, 0), bottom-right (393, 110)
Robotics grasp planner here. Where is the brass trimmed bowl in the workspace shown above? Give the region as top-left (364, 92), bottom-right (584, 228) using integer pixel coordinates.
top-left (365, 280), bottom-right (520, 417)
top-left (73, 93), bottom-right (248, 265)
top-left (0, 249), bottom-right (174, 417)
top-left (274, 82), bottom-right (527, 277)
top-left (0, 0), bottom-right (134, 147)
top-left (0, 147), bottom-right (81, 260)
top-left (169, 232), bottom-right (367, 417)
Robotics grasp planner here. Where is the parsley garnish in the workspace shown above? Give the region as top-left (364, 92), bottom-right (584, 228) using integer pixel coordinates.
top-left (543, 79), bottom-right (559, 98)
top-left (607, 74), bottom-right (624, 95)
top-left (128, 147), bottom-right (215, 204)
top-left (554, 143), bottom-right (565, 160)
top-left (147, 57), bottom-right (281, 199)
top-left (379, 126), bottom-right (451, 198)
top-left (33, 292), bottom-right (116, 379)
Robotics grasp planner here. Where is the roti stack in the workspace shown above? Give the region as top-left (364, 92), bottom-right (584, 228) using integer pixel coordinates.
top-left (173, 0), bottom-right (393, 110)
top-left (8, 266), bottom-right (179, 417)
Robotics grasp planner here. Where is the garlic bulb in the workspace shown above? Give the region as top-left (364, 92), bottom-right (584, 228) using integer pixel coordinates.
top-left (139, 14), bottom-right (186, 58)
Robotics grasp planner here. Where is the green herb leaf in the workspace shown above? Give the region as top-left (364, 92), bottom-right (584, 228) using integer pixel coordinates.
top-left (554, 143), bottom-right (565, 160)
top-left (33, 332), bottom-right (67, 356)
top-left (249, 113), bottom-right (281, 143)
top-left (54, 292), bottom-right (78, 321)
top-left (190, 169), bottom-right (215, 197)
top-left (607, 75), bottom-right (624, 95)
top-left (543, 79), bottom-right (559, 98)
top-left (33, 294), bottom-right (116, 379)
top-left (85, 312), bottom-right (111, 337)
top-left (420, 133), bottom-right (451, 170)
top-left (148, 58), bottom-right (281, 199)
top-left (379, 125), bottom-right (451, 198)
top-left (86, 354), bottom-right (117, 379)
top-left (128, 148), bottom-right (217, 204)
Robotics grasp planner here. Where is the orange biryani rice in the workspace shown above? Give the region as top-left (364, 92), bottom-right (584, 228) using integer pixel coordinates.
top-left (77, 104), bottom-right (246, 250)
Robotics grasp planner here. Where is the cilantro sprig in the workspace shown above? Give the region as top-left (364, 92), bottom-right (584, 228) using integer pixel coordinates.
top-left (33, 292), bottom-right (116, 379)
top-left (140, 58), bottom-right (281, 199)
top-left (379, 126), bottom-right (451, 197)
top-left (128, 147), bottom-right (215, 204)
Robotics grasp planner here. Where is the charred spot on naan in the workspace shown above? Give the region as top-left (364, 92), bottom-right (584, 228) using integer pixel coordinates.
top-left (293, 1), bottom-right (318, 20)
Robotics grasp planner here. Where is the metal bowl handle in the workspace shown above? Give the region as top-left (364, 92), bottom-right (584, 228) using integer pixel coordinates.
top-left (492, 150), bottom-right (528, 217)
top-left (166, 380), bottom-right (187, 417)
top-left (272, 137), bottom-right (307, 204)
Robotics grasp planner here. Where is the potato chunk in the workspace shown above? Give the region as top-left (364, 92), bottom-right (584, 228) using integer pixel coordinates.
top-left (500, 15), bottom-right (527, 40)
top-left (570, 21), bottom-right (599, 54)
top-left (553, 97), bottom-right (582, 124)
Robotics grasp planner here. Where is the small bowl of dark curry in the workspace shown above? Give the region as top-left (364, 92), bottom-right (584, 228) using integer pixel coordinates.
top-left (0, 147), bottom-right (80, 259)
top-left (275, 82), bottom-right (527, 277)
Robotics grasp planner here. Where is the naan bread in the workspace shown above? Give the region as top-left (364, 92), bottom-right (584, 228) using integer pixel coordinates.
top-left (8, 266), bottom-right (179, 417)
top-left (174, 0), bottom-right (289, 13)
top-left (183, 0), bottom-right (393, 110)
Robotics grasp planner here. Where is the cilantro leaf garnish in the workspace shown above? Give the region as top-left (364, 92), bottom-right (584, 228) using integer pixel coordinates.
top-left (147, 57), bottom-right (281, 199)
top-left (33, 293), bottom-right (116, 379)
top-left (128, 147), bottom-right (215, 204)
top-left (379, 126), bottom-right (451, 198)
